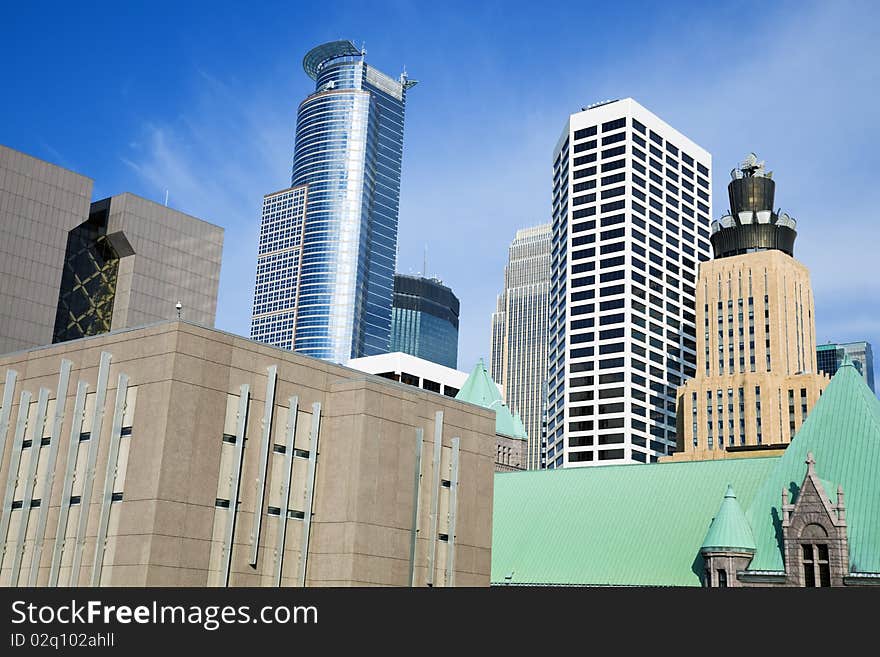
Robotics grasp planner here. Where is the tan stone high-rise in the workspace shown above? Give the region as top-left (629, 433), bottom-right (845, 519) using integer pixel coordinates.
top-left (670, 154), bottom-right (828, 461)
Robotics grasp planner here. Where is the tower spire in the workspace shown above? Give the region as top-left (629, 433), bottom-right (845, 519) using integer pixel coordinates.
top-left (710, 154), bottom-right (797, 259)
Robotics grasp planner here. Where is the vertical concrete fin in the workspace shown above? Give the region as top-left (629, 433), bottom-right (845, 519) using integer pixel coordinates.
top-left (298, 402), bottom-right (321, 587)
top-left (71, 351), bottom-right (112, 585)
top-left (408, 427), bottom-right (424, 586)
top-left (274, 395), bottom-right (298, 587)
top-left (91, 372), bottom-right (129, 586)
top-left (425, 410), bottom-right (443, 586)
top-left (49, 380), bottom-right (88, 586)
top-left (29, 359), bottom-right (72, 586)
top-left (221, 384), bottom-right (250, 587)
top-left (10, 388), bottom-right (50, 584)
top-left (250, 365), bottom-right (277, 568)
top-left (0, 369), bottom-right (19, 487)
top-left (0, 390), bottom-right (33, 570)
top-left (444, 436), bottom-right (461, 587)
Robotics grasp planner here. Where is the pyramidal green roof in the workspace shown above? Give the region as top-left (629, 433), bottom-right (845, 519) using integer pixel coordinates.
top-left (455, 359), bottom-right (504, 407)
top-left (745, 358), bottom-right (880, 572)
top-left (494, 405), bottom-right (527, 440)
top-left (700, 485), bottom-right (756, 553)
top-left (455, 360), bottom-right (527, 440)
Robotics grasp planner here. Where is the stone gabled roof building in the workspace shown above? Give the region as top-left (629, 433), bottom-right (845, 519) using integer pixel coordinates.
top-left (455, 360), bottom-right (527, 472)
top-left (492, 357), bottom-right (880, 586)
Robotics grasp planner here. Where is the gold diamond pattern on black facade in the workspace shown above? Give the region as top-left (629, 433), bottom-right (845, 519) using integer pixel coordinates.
top-left (52, 219), bottom-right (119, 343)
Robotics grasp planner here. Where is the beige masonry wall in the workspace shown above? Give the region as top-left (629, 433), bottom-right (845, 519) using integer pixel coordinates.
top-left (105, 193), bottom-right (223, 331)
top-left (0, 321), bottom-right (497, 587)
top-left (0, 146), bottom-right (223, 356)
top-left (0, 145), bottom-right (93, 355)
top-left (670, 250), bottom-right (828, 462)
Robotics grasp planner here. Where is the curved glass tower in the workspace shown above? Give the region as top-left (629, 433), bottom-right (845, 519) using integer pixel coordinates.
top-left (390, 274), bottom-right (460, 368)
top-left (251, 40), bottom-right (416, 361)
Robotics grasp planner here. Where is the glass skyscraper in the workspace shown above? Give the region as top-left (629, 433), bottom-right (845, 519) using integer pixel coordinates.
top-left (251, 40), bottom-right (416, 362)
top-left (490, 224), bottom-right (552, 469)
top-left (389, 274), bottom-right (459, 368)
top-left (817, 341), bottom-right (875, 393)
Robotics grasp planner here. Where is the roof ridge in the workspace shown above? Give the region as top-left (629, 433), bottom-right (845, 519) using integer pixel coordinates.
top-left (852, 368), bottom-right (880, 435)
top-left (744, 361), bottom-right (880, 572)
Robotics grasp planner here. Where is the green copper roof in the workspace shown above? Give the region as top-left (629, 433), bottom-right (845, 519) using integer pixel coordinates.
top-left (494, 405), bottom-right (527, 440)
top-left (745, 359), bottom-right (880, 572)
top-left (455, 360), bottom-right (527, 440)
top-left (512, 412), bottom-right (527, 438)
top-left (816, 477), bottom-right (838, 505)
top-left (700, 485), bottom-right (756, 554)
top-left (455, 359), bottom-right (504, 406)
top-left (491, 358), bottom-right (880, 585)
top-left (491, 458), bottom-right (777, 586)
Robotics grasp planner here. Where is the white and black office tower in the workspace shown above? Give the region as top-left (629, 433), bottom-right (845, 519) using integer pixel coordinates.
top-left (545, 99), bottom-right (712, 468)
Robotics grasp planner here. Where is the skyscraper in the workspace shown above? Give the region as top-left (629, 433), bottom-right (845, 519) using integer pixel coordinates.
top-left (250, 40), bottom-right (416, 362)
top-left (670, 154), bottom-right (829, 461)
top-left (389, 274), bottom-right (459, 368)
top-left (817, 341), bottom-right (874, 393)
top-left (0, 145), bottom-right (223, 355)
top-left (489, 224), bottom-right (551, 469)
top-left (546, 98), bottom-right (712, 468)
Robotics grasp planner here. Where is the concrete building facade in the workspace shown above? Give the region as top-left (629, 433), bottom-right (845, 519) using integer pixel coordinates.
top-left (0, 145), bottom-right (93, 354)
top-left (348, 352), bottom-right (525, 472)
top-left (0, 145), bottom-right (224, 356)
top-left (70, 193), bottom-right (223, 335)
top-left (671, 156), bottom-right (828, 461)
top-left (490, 224), bottom-right (551, 469)
top-left (0, 322), bottom-right (495, 587)
top-left (347, 351), bottom-right (466, 398)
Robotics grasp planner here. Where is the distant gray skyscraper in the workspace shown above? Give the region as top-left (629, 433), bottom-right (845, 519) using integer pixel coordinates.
top-left (817, 341), bottom-right (875, 393)
top-left (390, 274), bottom-right (459, 368)
top-left (490, 224), bottom-right (551, 469)
top-left (250, 40), bottom-right (416, 361)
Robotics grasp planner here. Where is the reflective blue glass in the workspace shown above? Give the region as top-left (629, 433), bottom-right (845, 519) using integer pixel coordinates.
top-left (251, 41), bottom-right (415, 362)
top-left (389, 275), bottom-right (459, 368)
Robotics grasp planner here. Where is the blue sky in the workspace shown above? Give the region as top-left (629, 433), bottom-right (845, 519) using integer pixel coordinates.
top-left (2, 0), bottom-right (879, 385)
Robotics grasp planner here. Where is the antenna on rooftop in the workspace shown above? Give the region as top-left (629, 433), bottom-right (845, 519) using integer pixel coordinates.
top-left (164, 190), bottom-right (169, 207)
top-left (423, 244), bottom-right (428, 278)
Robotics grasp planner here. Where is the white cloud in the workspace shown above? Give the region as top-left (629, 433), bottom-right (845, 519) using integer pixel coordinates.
top-left (121, 73), bottom-right (295, 337)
